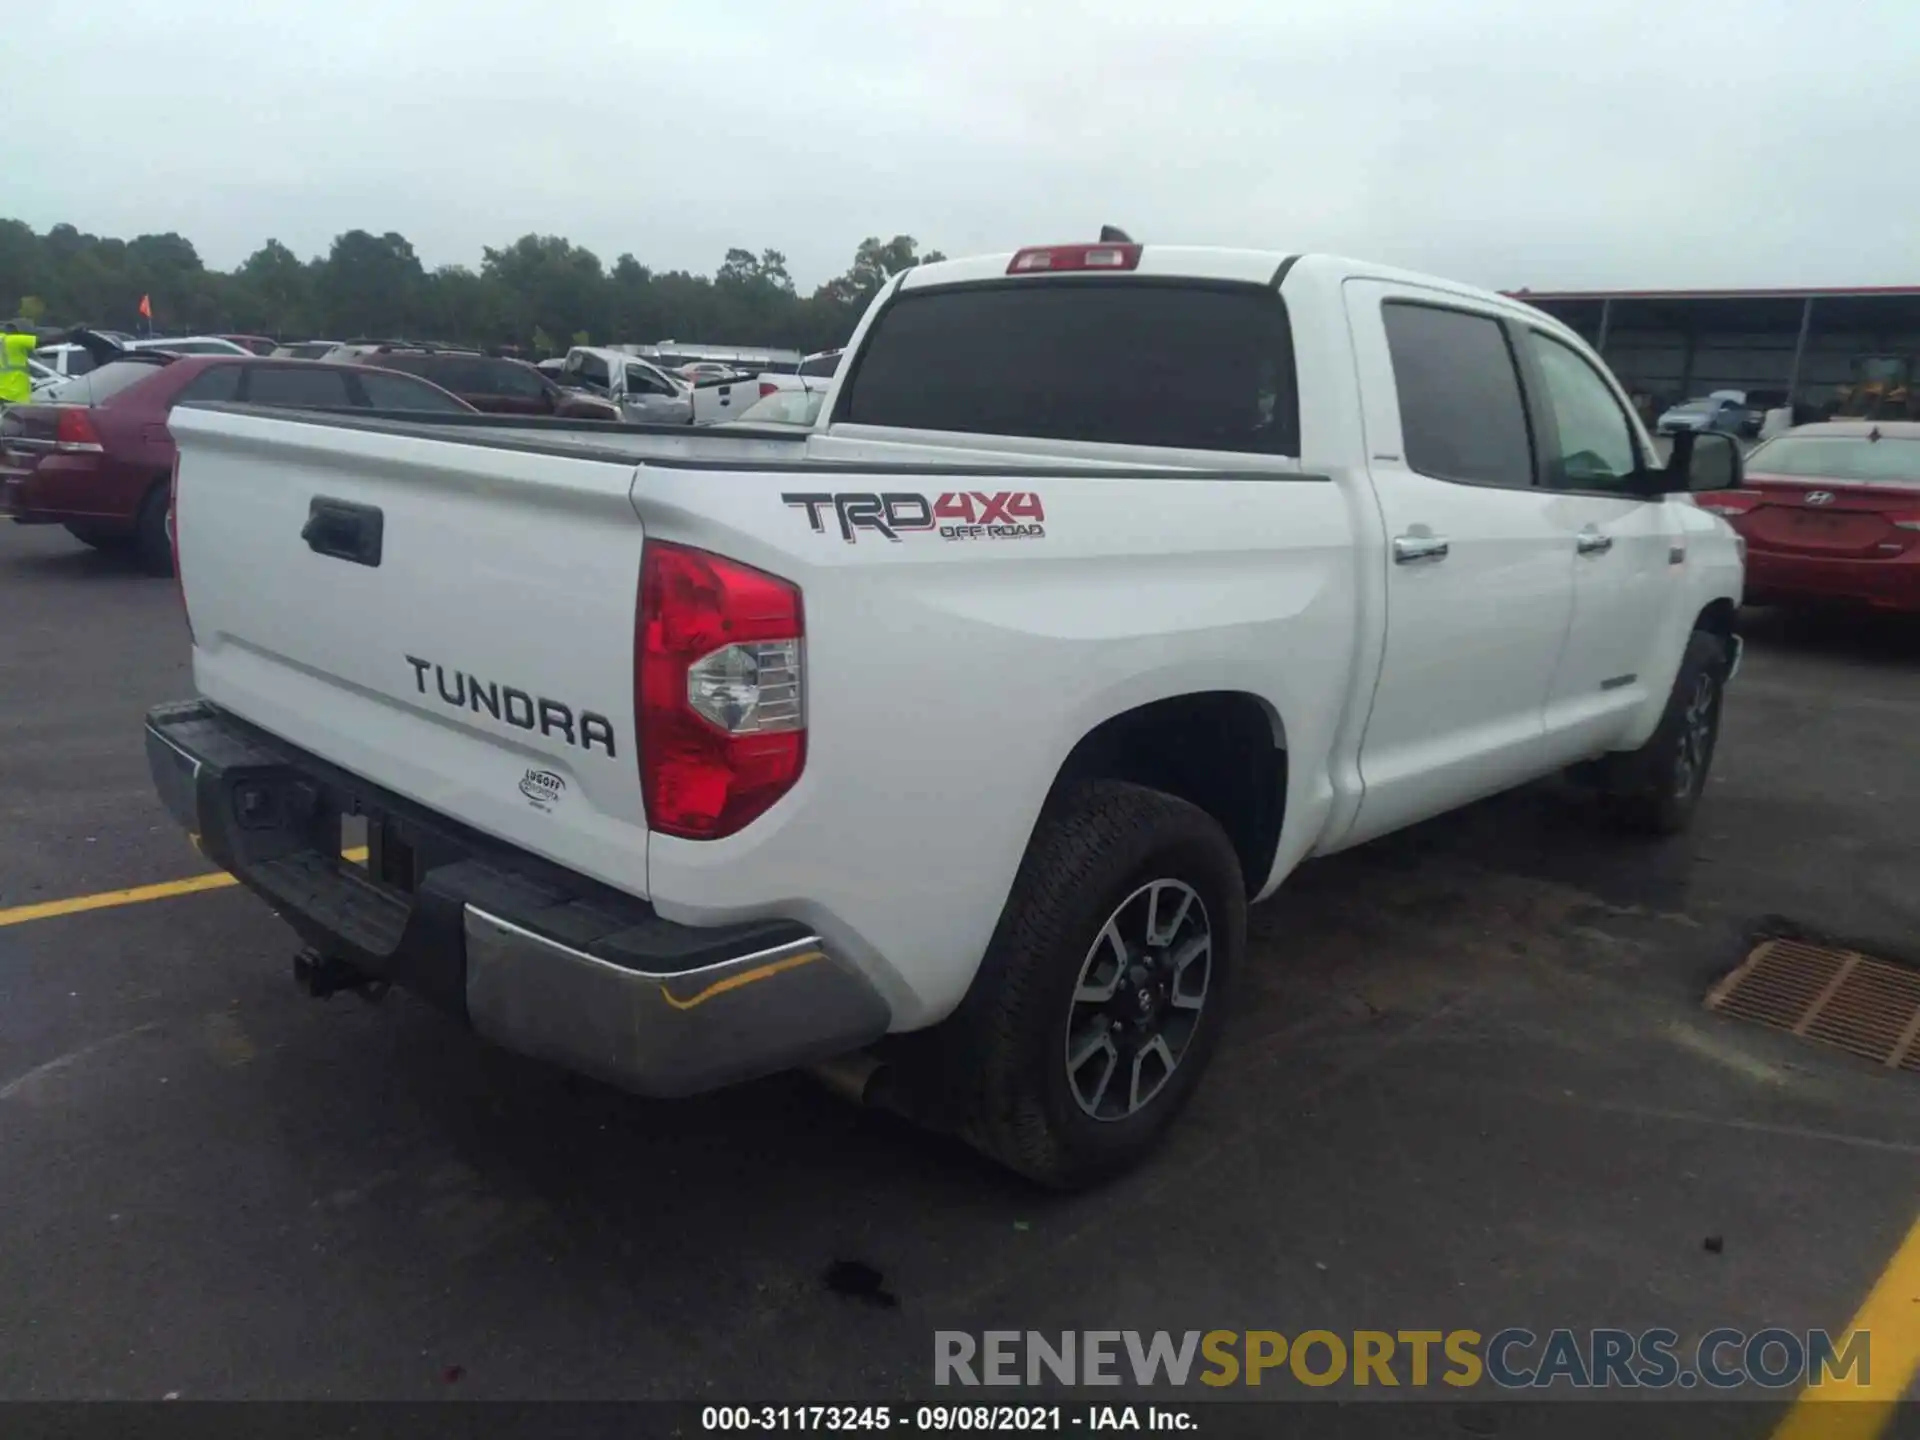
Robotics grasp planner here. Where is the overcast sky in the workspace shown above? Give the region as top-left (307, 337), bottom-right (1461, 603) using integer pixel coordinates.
top-left (11, 0), bottom-right (1912, 291)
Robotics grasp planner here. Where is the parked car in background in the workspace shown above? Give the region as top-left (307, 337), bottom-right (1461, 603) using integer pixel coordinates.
top-left (1658, 392), bottom-right (1749, 437)
top-left (534, 357), bottom-right (568, 380)
top-left (717, 387), bottom-right (827, 429)
top-left (559, 346), bottom-right (693, 424)
top-left (271, 340), bottom-right (344, 360)
top-left (677, 361), bottom-right (746, 384)
top-left (1698, 421), bottom-right (1920, 613)
top-left (665, 356), bottom-right (788, 424)
top-left (129, 336), bottom-right (255, 357)
top-left (218, 335), bottom-right (278, 356)
top-left (26, 357), bottom-right (63, 397)
top-left (0, 354), bottom-right (474, 573)
top-left (18, 332), bottom-right (252, 385)
top-left (687, 372), bottom-right (767, 425)
top-left (647, 343), bottom-right (802, 376)
top-left (355, 349), bottom-right (621, 420)
top-left (754, 348), bottom-right (842, 404)
top-left (29, 342), bottom-right (98, 380)
top-left (311, 339), bottom-right (439, 364)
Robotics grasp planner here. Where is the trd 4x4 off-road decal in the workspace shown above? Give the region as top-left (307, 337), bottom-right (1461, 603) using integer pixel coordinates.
top-left (782, 491), bottom-right (1045, 543)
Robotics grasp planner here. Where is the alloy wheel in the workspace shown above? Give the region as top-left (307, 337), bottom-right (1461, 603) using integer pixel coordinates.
top-left (1064, 879), bottom-right (1212, 1122)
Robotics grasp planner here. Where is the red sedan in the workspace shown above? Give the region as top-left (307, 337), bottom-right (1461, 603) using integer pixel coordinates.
top-left (1, 350), bottom-right (473, 575)
top-left (1697, 421), bottom-right (1920, 613)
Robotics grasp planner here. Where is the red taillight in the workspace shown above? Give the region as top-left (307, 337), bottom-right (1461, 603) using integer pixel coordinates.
top-left (758, 381), bottom-right (779, 399)
top-left (1007, 243), bottom-right (1142, 275)
top-left (54, 408), bottom-right (102, 450)
top-left (637, 542), bottom-right (805, 840)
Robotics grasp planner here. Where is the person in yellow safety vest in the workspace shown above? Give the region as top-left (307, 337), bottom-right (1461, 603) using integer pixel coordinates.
top-left (1, 320), bottom-right (76, 406)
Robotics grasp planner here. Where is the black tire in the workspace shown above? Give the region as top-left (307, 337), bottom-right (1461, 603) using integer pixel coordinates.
top-left (133, 481), bottom-right (173, 577)
top-left (953, 781), bottom-right (1246, 1189)
top-left (1596, 629), bottom-right (1730, 835)
top-left (62, 522), bottom-right (131, 553)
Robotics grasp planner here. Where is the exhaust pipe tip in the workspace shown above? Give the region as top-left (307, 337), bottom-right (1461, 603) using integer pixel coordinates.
top-left (806, 1052), bottom-right (884, 1106)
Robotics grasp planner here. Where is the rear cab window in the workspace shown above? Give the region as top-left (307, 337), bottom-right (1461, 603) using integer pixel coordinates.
top-left (838, 281), bottom-right (1299, 456)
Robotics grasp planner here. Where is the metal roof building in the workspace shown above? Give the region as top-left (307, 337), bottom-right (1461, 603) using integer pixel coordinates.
top-left (1505, 285), bottom-right (1920, 420)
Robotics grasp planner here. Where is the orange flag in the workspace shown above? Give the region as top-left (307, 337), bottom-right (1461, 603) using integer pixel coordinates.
top-left (138, 294), bottom-right (152, 319)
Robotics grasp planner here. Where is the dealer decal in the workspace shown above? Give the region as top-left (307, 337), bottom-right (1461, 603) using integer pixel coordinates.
top-left (518, 768), bottom-right (567, 812)
top-left (782, 491), bottom-right (1046, 543)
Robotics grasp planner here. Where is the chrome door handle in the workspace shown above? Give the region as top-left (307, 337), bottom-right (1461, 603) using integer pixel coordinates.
top-left (1576, 528), bottom-right (1614, 556)
top-left (1392, 533), bottom-right (1450, 564)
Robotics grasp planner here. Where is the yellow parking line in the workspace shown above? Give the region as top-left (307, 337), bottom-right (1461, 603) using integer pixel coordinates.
top-left (0, 847), bottom-right (369, 929)
top-left (1773, 1211), bottom-right (1920, 1438)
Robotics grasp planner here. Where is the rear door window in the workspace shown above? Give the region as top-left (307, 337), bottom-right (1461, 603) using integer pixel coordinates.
top-left (422, 358), bottom-right (484, 392)
top-left (174, 365), bottom-right (245, 404)
top-left (839, 281), bottom-right (1299, 455)
top-left (483, 360), bottom-right (545, 398)
top-left (354, 369), bottom-right (472, 412)
top-left (1381, 302), bottom-right (1535, 488)
top-left (243, 365), bottom-right (355, 409)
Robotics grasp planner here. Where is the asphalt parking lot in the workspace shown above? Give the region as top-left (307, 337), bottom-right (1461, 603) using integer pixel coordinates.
top-left (2, 519), bottom-right (1917, 1421)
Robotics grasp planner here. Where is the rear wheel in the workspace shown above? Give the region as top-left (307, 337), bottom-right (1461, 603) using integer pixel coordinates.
top-left (134, 481), bottom-right (173, 577)
top-left (1596, 629), bottom-right (1729, 834)
top-left (951, 781), bottom-right (1245, 1189)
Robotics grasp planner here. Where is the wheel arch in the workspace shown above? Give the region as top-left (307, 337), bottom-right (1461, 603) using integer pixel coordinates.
top-left (1693, 595), bottom-right (1739, 647)
top-left (1040, 689), bottom-right (1289, 899)
top-left (1615, 590), bottom-right (1743, 752)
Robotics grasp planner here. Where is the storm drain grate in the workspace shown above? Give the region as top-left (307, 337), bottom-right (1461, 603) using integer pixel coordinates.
top-left (1707, 939), bottom-right (1920, 1072)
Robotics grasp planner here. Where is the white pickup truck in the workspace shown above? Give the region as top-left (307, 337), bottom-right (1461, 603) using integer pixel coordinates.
top-left (147, 242), bottom-right (1747, 1186)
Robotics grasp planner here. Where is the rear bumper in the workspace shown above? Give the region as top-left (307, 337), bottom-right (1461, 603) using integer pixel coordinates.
top-left (144, 700), bottom-right (890, 1097)
top-left (1744, 547), bottom-right (1920, 612)
top-left (0, 450), bottom-right (113, 525)
top-left (0, 468), bottom-right (49, 521)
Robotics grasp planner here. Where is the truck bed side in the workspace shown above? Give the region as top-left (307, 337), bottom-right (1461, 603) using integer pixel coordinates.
top-left (620, 454), bottom-right (1361, 1023)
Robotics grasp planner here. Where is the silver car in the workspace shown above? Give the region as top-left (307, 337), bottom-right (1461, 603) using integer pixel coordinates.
top-left (1657, 394), bottom-right (1748, 437)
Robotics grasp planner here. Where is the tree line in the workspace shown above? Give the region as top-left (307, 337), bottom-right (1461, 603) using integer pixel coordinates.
top-left (0, 219), bottom-right (947, 355)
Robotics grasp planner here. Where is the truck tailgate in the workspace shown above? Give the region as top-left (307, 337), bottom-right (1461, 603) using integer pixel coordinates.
top-left (168, 404), bottom-right (651, 898)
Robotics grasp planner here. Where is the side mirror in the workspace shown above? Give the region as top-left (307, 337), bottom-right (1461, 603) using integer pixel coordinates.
top-left (1662, 429), bottom-right (1742, 494)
